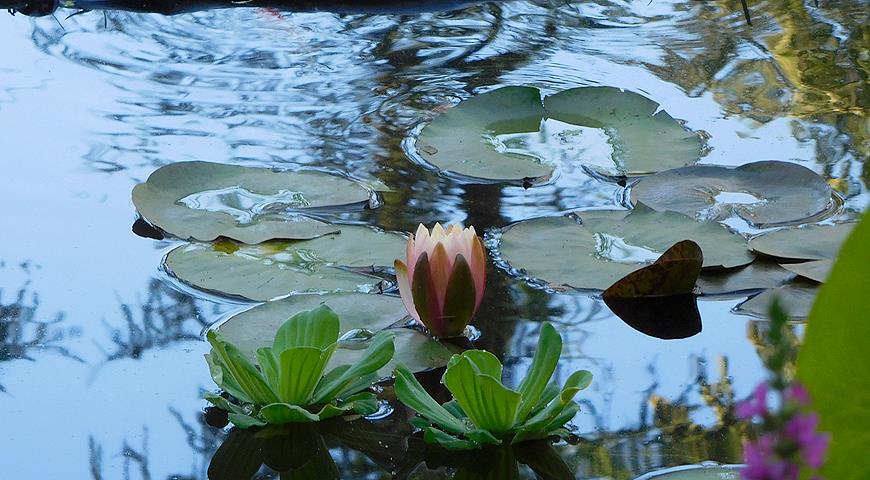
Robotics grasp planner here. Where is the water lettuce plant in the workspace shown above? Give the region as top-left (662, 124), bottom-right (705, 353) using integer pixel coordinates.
top-left (395, 223), bottom-right (486, 338)
top-left (204, 305), bottom-right (395, 428)
top-left (393, 322), bottom-right (592, 450)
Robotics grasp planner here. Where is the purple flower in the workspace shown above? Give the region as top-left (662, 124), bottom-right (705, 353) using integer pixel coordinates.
top-left (741, 436), bottom-right (800, 480)
top-left (785, 383), bottom-right (810, 406)
top-left (783, 413), bottom-right (830, 468)
top-left (737, 383), bottom-right (769, 420)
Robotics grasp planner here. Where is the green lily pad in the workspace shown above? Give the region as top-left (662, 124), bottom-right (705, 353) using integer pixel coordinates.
top-left (496, 204), bottom-right (753, 291)
top-left (414, 86), bottom-right (701, 184)
top-left (748, 222), bottom-right (855, 261)
top-left (630, 161), bottom-right (835, 228)
top-left (133, 161), bottom-right (375, 244)
top-left (696, 261), bottom-right (796, 295)
top-left (214, 293), bottom-right (459, 375)
top-left (164, 226), bottom-right (406, 301)
top-left (635, 464), bottom-right (741, 479)
top-left (735, 284), bottom-right (819, 320)
top-left (780, 260), bottom-right (832, 283)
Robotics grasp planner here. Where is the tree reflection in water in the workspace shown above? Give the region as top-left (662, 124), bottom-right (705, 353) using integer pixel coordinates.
top-left (0, 283), bottom-right (81, 390)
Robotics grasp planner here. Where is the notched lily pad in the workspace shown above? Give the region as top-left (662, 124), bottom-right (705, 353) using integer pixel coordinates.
top-left (133, 161), bottom-right (376, 243)
top-left (414, 86), bottom-right (701, 184)
top-left (630, 161), bottom-right (835, 228)
top-left (163, 225), bottom-right (406, 301)
top-left (496, 204), bottom-right (752, 291)
top-left (748, 222), bottom-right (855, 261)
top-left (603, 240), bottom-right (703, 298)
top-left (215, 293), bottom-right (460, 375)
top-left (736, 284), bottom-right (819, 320)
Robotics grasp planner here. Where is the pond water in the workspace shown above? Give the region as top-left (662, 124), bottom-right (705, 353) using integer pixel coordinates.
top-left (0, 1), bottom-right (867, 478)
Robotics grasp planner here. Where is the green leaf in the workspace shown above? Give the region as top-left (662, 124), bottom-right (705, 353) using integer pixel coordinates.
top-left (393, 364), bottom-right (469, 435)
top-left (274, 305), bottom-right (340, 352)
top-left (259, 403), bottom-right (320, 424)
top-left (517, 369), bottom-right (591, 435)
top-left (448, 350), bottom-right (503, 379)
top-left (204, 393), bottom-right (245, 415)
top-left (516, 323), bottom-right (561, 422)
top-left (423, 426), bottom-right (480, 451)
top-left (255, 347), bottom-right (280, 391)
top-left (207, 331), bottom-right (278, 405)
top-left (228, 413), bottom-right (267, 429)
top-left (205, 353), bottom-right (250, 403)
top-left (798, 211), bottom-right (870, 480)
top-left (277, 347), bottom-right (331, 405)
top-left (443, 356), bottom-right (521, 433)
top-left (311, 330), bottom-right (394, 404)
top-left (530, 383), bottom-right (560, 416)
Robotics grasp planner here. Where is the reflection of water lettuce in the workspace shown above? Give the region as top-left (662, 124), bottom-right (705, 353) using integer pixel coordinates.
top-left (204, 305), bottom-right (394, 427)
top-left (394, 322), bottom-right (592, 450)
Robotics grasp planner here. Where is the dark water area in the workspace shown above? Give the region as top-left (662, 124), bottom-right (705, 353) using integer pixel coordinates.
top-left (0, 0), bottom-right (867, 478)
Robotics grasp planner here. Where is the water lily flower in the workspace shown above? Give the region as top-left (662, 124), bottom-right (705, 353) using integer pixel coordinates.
top-left (394, 223), bottom-right (486, 338)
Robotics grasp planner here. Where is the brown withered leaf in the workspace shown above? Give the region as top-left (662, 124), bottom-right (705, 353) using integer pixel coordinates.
top-left (603, 240), bottom-right (703, 299)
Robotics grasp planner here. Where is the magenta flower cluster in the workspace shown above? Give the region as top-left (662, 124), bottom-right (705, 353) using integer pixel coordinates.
top-left (737, 382), bottom-right (830, 480)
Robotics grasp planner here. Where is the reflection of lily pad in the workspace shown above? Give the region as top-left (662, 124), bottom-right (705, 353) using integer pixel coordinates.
top-left (696, 261), bottom-right (796, 295)
top-left (215, 293), bottom-right (459, 375)
top-left (414, 86), bottom-right (701, 183)
top-left (748, 223), bottom-right (855, 261)
top-left (780, 260), bottom-right (832, 283)
top-left (496, 205), bottom-right (752, 291)
top-left (164, 226), bottom-right (405, 301)
top-left (630, 161), bottom-right (834, 228)
top-left (133, 161), bottom-right (374, 243)
top-left (736, 284), bottom-right (818, 320)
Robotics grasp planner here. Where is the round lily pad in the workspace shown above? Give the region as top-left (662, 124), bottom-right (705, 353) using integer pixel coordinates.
top-left (413, 86), bottom-right (701, 184)
top-left (495, 204), bottom-right (753, 291)
top-left (780, 260), bottom-right (832, 283)
top-left (736, 284), bottom-right (818, 320)
top-left (635, 464), bottom-right (741, 479)
top-left (133, 161), bottom-right (375, 244)
top-left (696, 261), bottom-right (796, 295)
top-left (748, 222), bottom-right (855, 261)
top-left (214, 293), bottom-right (459, 374)
top-left (630, 161), bottom-right (835, 228)
top-left (163, 226), bottom-right (406, 301)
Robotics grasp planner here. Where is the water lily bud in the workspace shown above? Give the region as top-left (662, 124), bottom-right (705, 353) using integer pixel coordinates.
top-left (394, 223), bottom-right (486, 338)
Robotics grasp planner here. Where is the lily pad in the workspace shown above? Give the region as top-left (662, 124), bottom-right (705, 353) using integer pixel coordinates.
top-left (164, 225), bottom-right (406, 301)
top-left (735, 284), bottom-right (819, 320)
top-left (496, 204), bottom-right (753, 291)
top-left (133, 161), bottom-right (375, 243)
top-left (214, 293), bottom-right (460, 375)
top-left (780, 260), bottom-right (832, 283)
top-left (635, 464), bottom-right (741, 479)
top-left (604, 294), bottom-right (702, 340)
top-left (696, 261), bottom-right (796, 295)
top-left (414, 86), bottom-right (701, 184)
top-left (630, 161), bottom-right (835, 228)
top-left (603, 241), bottom-right (703, 298)
top-left (748, 222), bottom-right (855, 261)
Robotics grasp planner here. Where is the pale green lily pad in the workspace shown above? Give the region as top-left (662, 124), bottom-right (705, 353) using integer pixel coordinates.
top-left (696, 261), bottom-right (796, 295)
top-left (630, 161), bottom-right (835, 228)
top-left (164, 226), bottom-right (405, 301)
top-left (634, 464), bottom-right (741, 479)
top-left (736, 284), bottom-right (818, 320)
top-left (414, 86), bottom-right (701, 184)
top-left (133, 161), bottom-right (374, 244)
top-left (496, 204), bottom-right (753, 291)
top-left (780, 260), bottom-right (832, 283)
top-left (748, 222), bottom-right (855, 261)
top-left (215, 293), bottom-right (459, 375)
top-left (544, 87), bottom-right (702, 177)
